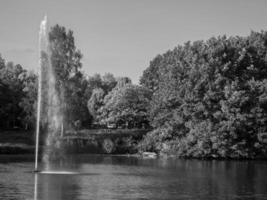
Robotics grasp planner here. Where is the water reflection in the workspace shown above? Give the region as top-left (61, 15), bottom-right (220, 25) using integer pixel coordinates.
top-left (34, 174), bottom-right (38, 200)
top-left (37, 173), bottom-right (81, 200)
top-left (34, 156), bottom-right (82, 200)
top-left (1, 155), bottom-right (267, 200)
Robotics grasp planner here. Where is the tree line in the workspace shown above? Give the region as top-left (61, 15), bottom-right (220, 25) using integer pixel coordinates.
top-left (1, 24), bottom-right (267, 158)
top-left (0, 24), bottom-right (151, 131)
top-left (139, 31), bottom-right (267, 158)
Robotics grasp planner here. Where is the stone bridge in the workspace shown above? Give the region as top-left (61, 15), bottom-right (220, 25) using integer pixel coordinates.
top-left (60, 129), bottom-right (150, 154)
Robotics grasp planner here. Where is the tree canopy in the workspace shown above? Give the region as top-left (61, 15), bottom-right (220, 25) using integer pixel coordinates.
top-left (99, 84), bottom-right (152, 128)
top-left (140, 31), bottom-right (267, 158)
top-left (0, 59), bottom-right (26, 129)
top-left (49, 24), bottom-right (90, 128)
top-left (1, 25), bottom-right (267, 159)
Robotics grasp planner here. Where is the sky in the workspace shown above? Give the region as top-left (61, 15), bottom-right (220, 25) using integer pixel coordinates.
top-left (0, 0), bottom-right (267, 83)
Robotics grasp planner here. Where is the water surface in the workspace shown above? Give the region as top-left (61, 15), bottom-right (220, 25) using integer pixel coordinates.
top-left (0, 155), bottom-right (267, 200)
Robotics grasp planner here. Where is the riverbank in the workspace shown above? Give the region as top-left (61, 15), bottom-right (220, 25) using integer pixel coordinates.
top-left (0, 143), bottom-right (34, 154)
top-left (0, 130), bottom-right (34, 143)
top-left (0, 130), bottom-right (34, 154)
top-left (0, 129), bottom-right (144, 155)
top-left (1, 130), bottom-right (267, 160)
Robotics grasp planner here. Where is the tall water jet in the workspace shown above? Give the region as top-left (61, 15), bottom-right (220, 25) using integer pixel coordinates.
top-left (34, 16), bottom-right (47, 172)
top-left (35, 16), bottom-right (64, 172)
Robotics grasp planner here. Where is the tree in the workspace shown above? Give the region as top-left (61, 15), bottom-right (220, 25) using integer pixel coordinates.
top-left (116, 77), bottom-right (132, 88)
top-left (84, 73), bottom-right (119, 124)
top-left (87, 88), bottom-right (105, 120)
top-left (19, 71), bottom-right (38, 130)
top-left (0, 61), bottom-right (26, 129)
top-left (49, 24), bottom-right (90, 128)
top-left (99, 84), bottom-right (152, 128)
top-left (140, 55), bottom-right (163, 92)
top-left (0, 54), bottom-right (5, 70)
top-left (140, 31), bottom-right (267, 158)
top-left (102, 73), bottom-right (117, 93)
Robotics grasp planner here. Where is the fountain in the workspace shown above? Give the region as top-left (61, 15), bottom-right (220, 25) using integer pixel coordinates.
top-left (35, 16), bottom-right (64, 172)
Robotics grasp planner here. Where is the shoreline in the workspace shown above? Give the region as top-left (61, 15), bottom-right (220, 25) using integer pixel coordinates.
top-left (1, 130), bottom-right (266, 160)
top-left (0, 146), bottom-right (267, 161)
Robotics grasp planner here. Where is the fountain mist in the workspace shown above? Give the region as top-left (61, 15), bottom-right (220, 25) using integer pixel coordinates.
top-left (35, 16), bottom-right (64, 172)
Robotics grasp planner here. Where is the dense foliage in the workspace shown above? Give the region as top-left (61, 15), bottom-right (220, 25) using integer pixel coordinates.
top-left (0, 24), bottom-right (149, 131)
top-left (1, 26), bottom-right (267, 158)
top-left (49, 25), bottom-right (90, 128)
top-left (0, 58), bottom-right (36, 130)
top-left (139, 31), bottom-right (267, 158)
top-left (86, 74), bottom-right (151, 128)
top-left (98, 83), bottom-right (152, 128)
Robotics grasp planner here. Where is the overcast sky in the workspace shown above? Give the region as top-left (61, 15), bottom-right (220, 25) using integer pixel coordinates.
top-left (0, 0), bottom-right (266, 83)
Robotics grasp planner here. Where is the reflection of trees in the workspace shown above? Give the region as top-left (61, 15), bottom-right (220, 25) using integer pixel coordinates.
top-left (97, 158), bottom-right (267, 200)
top-left (42, 154), bottom-right (81, 171)
top-left (0, 183), bottom-right (24, 200)
top-left (37, 174), bottom-right (81, 200)
top-left (143, 159), bottom-right (267, 199)
top-left (35, 154), bottom-right (83, 200)
top-left (28, 157), bottom-right (267, 200)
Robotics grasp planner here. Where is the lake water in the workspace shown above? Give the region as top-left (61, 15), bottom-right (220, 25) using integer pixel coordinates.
top-left (0, 155), bottom-right (267, 200)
